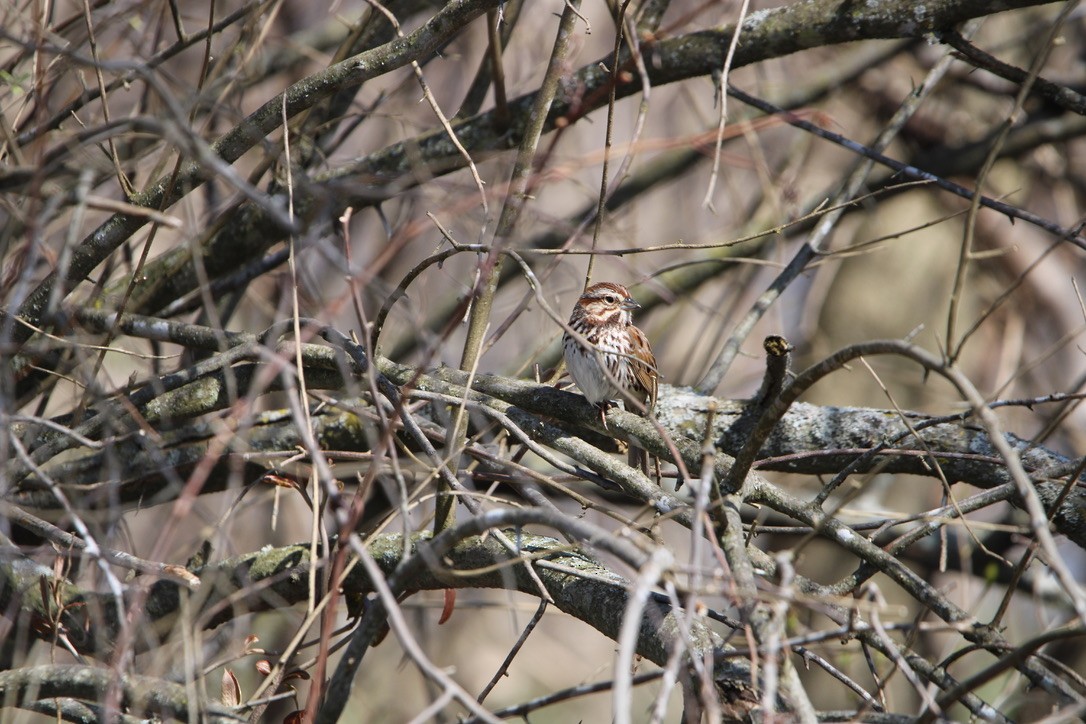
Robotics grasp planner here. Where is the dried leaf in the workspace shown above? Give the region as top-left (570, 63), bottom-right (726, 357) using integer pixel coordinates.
top-left (221, 669), bottom-right (242, 707)
top-left (438, 588), bottom-right (456, 625)
top-left (261, 473), bottom-right (299, 488)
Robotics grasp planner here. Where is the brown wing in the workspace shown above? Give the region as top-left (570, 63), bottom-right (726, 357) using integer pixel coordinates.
top-left (628, 324), bottom-right (659, 411)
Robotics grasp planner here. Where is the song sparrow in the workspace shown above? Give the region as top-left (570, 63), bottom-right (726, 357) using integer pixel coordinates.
top-left (563, 282), bottom-right (658, 470)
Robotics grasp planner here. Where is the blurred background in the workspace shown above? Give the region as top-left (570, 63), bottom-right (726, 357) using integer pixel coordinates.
top-left (2, 0), bottom-right (1085, 721)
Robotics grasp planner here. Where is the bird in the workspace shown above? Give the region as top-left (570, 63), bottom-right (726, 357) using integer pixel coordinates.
top-left (562, 281), bottom-right (658, 472)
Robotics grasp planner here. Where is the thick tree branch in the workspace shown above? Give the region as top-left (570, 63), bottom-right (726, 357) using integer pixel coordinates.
top-left (12, 312), bottom-right (1086, 548)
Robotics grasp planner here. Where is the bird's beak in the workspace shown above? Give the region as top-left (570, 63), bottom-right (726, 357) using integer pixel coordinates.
top-left (622, 297), bottom-right (641, 311)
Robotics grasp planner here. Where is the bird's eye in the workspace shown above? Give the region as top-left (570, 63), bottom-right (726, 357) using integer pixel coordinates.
top-left (604, 295), bottom-right (616, 304)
